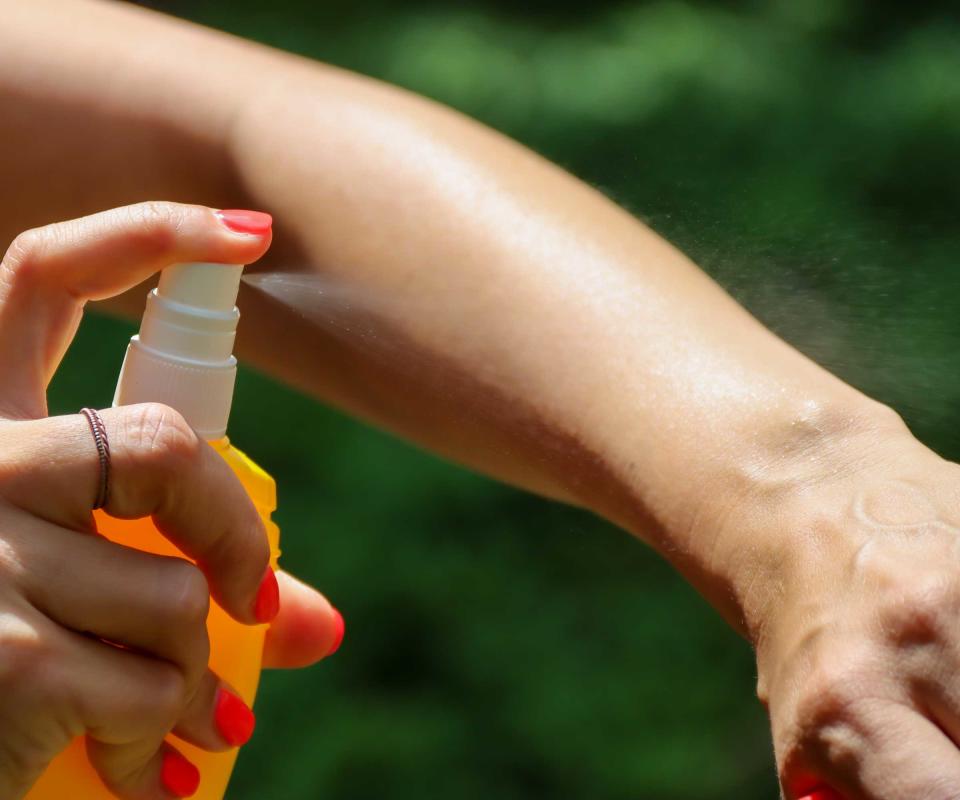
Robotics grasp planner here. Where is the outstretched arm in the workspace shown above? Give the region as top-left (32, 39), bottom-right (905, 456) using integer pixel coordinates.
top-left (0, 0), bottom-right (875, 594)
top-left (3, 3), bottom-right (959, 798)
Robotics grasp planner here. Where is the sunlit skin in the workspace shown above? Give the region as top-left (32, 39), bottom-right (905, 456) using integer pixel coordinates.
top-left (3, 1), bottom-right (960, 799)
top-left (0, 203), bottom-right (342, 799)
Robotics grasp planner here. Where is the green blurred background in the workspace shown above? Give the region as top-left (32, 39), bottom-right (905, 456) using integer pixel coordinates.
top-left (49, 0), bottom-right (960, 797)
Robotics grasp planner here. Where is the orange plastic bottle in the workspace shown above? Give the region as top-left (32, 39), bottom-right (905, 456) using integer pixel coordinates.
top-left (27, 262), bottom-right (277, 800)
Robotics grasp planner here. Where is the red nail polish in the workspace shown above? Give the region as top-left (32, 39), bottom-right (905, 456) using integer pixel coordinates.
top-left (215, 688), bottom-right (256, 747)
top-left (327, 607), bottom-right (345, 656)
top-left (161, 750), bottom-right (200, 798)
top-left (215, 209), bottom-right (273, 236)
top-left (254, 568), bottom-right (280, 623)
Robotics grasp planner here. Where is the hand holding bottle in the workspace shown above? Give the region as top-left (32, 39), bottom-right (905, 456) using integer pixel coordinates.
top-left (0, 203), bottom-right (341, 799)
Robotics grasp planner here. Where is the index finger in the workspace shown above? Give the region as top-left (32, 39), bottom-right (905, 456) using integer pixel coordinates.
top-left (0, 201), bottom-right (271, 419)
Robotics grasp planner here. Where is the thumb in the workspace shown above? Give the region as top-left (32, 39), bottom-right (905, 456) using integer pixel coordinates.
top-left (263, 570), bottom-right (344, 669)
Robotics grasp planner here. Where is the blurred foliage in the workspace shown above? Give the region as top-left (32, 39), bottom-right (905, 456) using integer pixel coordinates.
top-left (52, 0), bottom-right (959, 797)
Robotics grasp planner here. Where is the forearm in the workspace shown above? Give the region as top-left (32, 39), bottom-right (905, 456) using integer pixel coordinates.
top-left (0, 0), bottom-right (904, 638)
top-left (225, 56), bottom-right (911, 635)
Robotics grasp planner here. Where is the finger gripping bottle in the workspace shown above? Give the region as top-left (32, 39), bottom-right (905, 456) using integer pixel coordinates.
top-left (27, 262), bottom-right (279, 800)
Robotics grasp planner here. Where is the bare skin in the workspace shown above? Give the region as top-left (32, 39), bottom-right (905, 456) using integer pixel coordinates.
top-left (0, 203), bottom-right (342, 799)
top-left (2, 1), bottom-right (959, 798)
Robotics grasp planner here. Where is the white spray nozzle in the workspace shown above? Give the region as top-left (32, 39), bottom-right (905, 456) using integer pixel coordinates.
top-left (158, 262), bottom-right (243, 312)
top-left (113, 262), bottom-right (245, 440)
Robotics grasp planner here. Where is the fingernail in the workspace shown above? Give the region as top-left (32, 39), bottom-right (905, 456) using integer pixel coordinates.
top-left (215, 688), bottom-right (256, 747)
top-left (215, 209), bottom-right (273, 236)
top-left (327, 607), bottom-right (345, 656)
top-left (161, 750), bottom-right (200, 798)
top-left (254, 568), bottom-right (280, 623)
top-left (800, 791), bottom-right (844, 800)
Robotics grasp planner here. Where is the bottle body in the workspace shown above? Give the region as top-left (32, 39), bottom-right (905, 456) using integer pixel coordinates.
top-left (26, 438), bottom-right (279, 800)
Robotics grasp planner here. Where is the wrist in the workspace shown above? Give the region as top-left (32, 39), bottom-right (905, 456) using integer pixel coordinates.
top-left (691, 393), bottom-right (912, 643)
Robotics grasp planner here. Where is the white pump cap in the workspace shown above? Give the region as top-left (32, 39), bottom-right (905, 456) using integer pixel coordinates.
top-left (113, 262), bottom-right (244, 439)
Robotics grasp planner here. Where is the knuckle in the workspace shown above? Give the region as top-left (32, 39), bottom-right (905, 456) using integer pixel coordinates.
top-left (795, 662), bottom-right (864, 732)
top-left (787, 707), bottom-right (865, 783)
top-left (786, 654), bottom-right (882, 777)
top-left (124, 201), bottom-right (184, 256)
top-left (165, 561), bottom-right (211, 628)
top-left (879, 575), bottom-right (957, 646)
top-left (127, 403), bottom-right (201, 473)
top-left (1, 229), bottom-right (47, 287)
top-left (0, 616), bottom-right (53, 686)
top-left (807, 718), bottom-right (863, 774)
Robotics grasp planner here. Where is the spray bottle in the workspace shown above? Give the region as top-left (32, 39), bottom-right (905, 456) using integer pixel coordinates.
top-left (26, 261), bottom-right (278, 799)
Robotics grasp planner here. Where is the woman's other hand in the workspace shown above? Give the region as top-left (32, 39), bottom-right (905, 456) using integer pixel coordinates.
top-left (742, 427), bottom-right (960, 800)
top-left (0, 203), bottom-right (341, 799)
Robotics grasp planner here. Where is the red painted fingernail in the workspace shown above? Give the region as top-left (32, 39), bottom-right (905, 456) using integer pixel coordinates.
top-left (327, 607), bottom-right (345, 656)
top-left (161, 750), bottom-right (200, 798)
top-left (254, 568), bottom-right (280, 623)
top-left (215, 688), bottom-right (256, 747)
top-left (800, 790), bottom-right (843, 800)
top-left (215, 209), bottom-right (273, 236)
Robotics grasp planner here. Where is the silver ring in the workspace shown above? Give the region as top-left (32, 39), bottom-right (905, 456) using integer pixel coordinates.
top-left (80, 408), bottom-right (111, 510)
